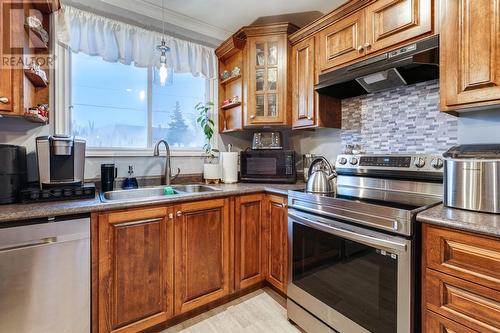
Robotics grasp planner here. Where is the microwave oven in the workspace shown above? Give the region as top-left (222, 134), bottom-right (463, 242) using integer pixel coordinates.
top-left (240, 150), bottom-right (296, 183)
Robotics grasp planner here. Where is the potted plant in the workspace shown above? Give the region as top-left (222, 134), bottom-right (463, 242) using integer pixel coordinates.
top-left (196, 101), bottom-right (220, 183)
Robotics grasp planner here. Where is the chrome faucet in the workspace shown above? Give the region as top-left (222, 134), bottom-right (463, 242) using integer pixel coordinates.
top-left (153, 140), bottom-right (180, 185)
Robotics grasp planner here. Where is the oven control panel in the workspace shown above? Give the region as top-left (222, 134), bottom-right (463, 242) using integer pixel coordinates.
top-left (335, 154), bottom-right (444, 179)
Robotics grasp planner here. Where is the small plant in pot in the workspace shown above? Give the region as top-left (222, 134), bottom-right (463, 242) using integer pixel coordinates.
top-left (196, 101), bottom-right (220, 183)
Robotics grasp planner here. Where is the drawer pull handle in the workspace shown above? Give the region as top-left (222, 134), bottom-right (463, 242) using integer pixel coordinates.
top-left (176, 211), bottom-right (183, 217)
top-left (0, 97), bottom-right (9, 104)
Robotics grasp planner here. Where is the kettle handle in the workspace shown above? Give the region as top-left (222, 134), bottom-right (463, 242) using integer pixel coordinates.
top-left (308, 156), bottom-right (334, 178)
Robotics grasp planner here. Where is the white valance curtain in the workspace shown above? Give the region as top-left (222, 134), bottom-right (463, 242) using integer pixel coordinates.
top-left (56, 5), bottom-right (217, 79)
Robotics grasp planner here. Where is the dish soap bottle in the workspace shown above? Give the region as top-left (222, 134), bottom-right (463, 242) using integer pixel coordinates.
top-left (122, 165), bottom-right (139, 189)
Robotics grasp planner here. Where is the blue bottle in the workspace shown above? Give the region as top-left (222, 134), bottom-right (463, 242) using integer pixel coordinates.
top-left (122, 165), bottom-right (139, 189)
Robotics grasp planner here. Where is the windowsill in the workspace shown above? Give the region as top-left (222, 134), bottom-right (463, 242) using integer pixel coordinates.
top-left (85, 148), bottom-right (207, 158)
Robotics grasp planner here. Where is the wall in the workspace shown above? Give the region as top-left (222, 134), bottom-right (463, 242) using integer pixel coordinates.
top-left (0, 116), bottom-right (250, 182)
top-left (291, 80), bottom-right (500, 164)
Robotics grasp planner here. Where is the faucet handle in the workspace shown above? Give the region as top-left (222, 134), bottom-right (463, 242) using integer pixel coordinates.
top-left (171, 168), bottom-right (181, 181)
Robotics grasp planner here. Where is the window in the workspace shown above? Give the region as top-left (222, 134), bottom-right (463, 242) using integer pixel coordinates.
top-left (70, 52), bottom-right (210, 152)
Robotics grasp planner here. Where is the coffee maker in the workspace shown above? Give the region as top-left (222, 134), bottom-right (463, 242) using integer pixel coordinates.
top-left (36, 135), bottom-right (86, 188)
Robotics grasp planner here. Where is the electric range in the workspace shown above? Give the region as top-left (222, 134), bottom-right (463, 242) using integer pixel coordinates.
top-left (287, 154), bottom-right (444, 333)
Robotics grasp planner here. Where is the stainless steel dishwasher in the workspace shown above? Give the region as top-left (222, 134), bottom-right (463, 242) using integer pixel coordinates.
top-left (0, 214), bottom-right (90, 333)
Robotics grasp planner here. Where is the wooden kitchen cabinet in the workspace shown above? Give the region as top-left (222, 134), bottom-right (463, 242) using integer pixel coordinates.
top-left (439, 0), bottom-right (500, 113)
top-left (234, 194), bottom-right (267, 290)
top-left (0, 1), bottom-right (54, 119)
top-left (317, 0), bottom-right (434, 72)
top-left (364, 0), bottom-right (433, 54)
top-left (245, 23), bottom-right (298, 126)
top-left (174, 198), bottom-right (231, 315)
top-left (216, 31), bottom-right (246, 133)
top-left (422, 224), bottom-right (500, 332)
top-left (266, 194), bottom-right (288, 293)
top-left (318, 9), bottom-right (366, 71)
top-left (291, 36), bottom-right (341, 129)
top-left (97, 206), bottom-right (174, 333)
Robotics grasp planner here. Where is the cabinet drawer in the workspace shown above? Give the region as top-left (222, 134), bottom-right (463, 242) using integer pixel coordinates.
top-left (424, 224), bottom-right (500, 290)
top-left (424, 310), bottom-right (477, 333)
top-left (424, 268), bottom-right (500, 332)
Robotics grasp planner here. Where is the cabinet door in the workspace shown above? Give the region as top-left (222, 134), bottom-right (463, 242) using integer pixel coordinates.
top-left (174, 198), bottom-right (231, 314)
top-left (247, 35), bottom-right (287, 125)
top-left (318, 9), bottom-right (365, 72)
top-left (98, 207), bottom-right (173, 333)
top-left (234, 194), bottom-right (266, 290)
top-left (440, 0), bottom-right (500, 111)
top-left (365, 0), bottom-right (434, 54)
top-left (292, 37), bottom-right (316, 128)
top-left (266, 194), bottom-right (288, 293)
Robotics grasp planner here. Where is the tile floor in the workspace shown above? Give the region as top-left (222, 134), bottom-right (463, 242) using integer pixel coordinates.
top-left (161, 288), bottom-right (302, 333)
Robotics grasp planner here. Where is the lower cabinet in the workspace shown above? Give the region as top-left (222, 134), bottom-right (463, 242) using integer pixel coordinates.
top-left (173, 198), bottom-right (231, 315)
top-left (97, 206), bottom-right (174, 333)
top-left (422, 224), bottom-right (500, 332)
top-left (266, 194), bottom-right (288, 293)
top-left (95, 193), bottom-right (290, 332)
top-left (234, 194), bottom-right (267, 290)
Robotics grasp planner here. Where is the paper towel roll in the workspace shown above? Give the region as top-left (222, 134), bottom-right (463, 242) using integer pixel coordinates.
top-left (221, 152), bottom-right (238, 183)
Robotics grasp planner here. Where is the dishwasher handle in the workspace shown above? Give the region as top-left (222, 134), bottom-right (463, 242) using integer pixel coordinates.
top-left (0, 237), bottom-right (57, 252)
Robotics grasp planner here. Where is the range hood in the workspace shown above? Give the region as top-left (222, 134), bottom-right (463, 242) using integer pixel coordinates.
top-left (315, 35), bottom-right (439, 99)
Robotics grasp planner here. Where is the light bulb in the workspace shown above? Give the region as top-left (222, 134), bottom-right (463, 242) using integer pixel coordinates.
top-left (159, 63), bottom-right (168, 86)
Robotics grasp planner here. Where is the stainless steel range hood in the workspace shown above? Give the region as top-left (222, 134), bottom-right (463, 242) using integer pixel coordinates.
top-left (315, 36), bottom-right (439, 99)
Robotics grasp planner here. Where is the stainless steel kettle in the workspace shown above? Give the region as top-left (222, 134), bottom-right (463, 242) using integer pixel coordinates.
top-left (306, 156), bottom-right (337, 194)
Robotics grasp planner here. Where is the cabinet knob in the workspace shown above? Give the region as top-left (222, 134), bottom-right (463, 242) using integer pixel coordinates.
top-left (250, 115), bottom-right (255, 119)
top-left (0, 97), bottom-right (9, 104)
top-left (363, 42), bottom-right (371, 49)
top-left (281, 203), bottom-right (287, 208)
top-left (168, 213), bottom-right (174, 219)
top-left (357, 45), bottom-right (364, 52)
top-left (307, 116), bottom-right (313, 120)
top-left (176, 211), bottom-right (183, 217)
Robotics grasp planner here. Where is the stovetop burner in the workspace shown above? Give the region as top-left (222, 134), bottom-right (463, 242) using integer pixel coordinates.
top-left (293, 153), bottom-right (444, 236)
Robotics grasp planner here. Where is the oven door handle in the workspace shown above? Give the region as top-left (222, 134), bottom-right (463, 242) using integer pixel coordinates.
top-left (288, 210), bottom-right (407, 253)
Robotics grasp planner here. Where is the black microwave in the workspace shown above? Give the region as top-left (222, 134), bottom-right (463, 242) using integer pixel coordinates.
top-left (240, 150), bottom-right (296, 183)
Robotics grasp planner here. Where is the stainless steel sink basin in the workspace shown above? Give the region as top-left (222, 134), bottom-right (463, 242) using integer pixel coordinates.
top-left (101, 187), bottom-right (180, 202)
top-left (100, 184), bottom-right (221, 202)
top-left (172, 184), bottom-right (220, 193)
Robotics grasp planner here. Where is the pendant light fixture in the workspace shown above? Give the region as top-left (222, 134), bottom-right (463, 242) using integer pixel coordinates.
top-left (156, 0), bottom-right (170, 86)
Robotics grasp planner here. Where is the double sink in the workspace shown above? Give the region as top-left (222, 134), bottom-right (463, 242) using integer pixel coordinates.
top-left (100, 184), bottom-right (222, 203)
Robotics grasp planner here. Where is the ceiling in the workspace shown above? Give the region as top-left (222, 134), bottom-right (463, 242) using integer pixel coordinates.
top-left (96, 0), bottom-right (347, 42)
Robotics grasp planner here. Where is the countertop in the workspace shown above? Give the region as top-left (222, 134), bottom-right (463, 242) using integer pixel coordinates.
top-left (0, 183), bottom-right (305, 223)
top-left (417, 204), bottom-right (500, 238)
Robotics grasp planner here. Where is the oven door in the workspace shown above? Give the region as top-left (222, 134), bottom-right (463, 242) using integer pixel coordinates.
top-left (287, 209), bottom-right (412, 333)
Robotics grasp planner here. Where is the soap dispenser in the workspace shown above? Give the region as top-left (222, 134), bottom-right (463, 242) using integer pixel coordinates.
top-left (122, 165), bottom-right (139, 189)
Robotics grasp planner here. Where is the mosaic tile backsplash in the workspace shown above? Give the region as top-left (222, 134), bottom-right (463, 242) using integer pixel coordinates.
top-left (341, 80), bottom-right (458, 154)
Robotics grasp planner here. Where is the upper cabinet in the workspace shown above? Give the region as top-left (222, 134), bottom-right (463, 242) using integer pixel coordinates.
top-left (439, 0), bottom-right (500, 113)
top-left (318, 10), bottom-right (366, 71)
top-left (245, 24), bottom-right (298, 126)
top-left (247, 34), bottom-right (288, 125)
top-left (291, 36), bottom-right (341, 129)
top-left (0, 0), bottom-right (58, 122)
top-left (318, 0), bottom-right (434, 72)
top-left (215, 23), bottom-right (298, 131)
top-left (364, 0), bottom-right (433, 54)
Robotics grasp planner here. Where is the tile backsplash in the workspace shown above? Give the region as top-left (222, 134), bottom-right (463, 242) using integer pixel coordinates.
top-left (341, 80), bottom-right (458, 154)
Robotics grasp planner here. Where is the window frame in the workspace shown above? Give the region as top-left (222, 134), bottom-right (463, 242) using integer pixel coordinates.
top-left (54, 43), bottom-right (218, 157)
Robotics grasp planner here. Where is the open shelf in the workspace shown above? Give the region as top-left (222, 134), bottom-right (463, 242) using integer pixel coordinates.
top-left (23, 113), bottom-right (49, 124)
top-left (220, 74), bottom-right (241, 86)
top-left (221, 101), bottom-right (242, 110)
top-left (24, 69), bottom-right (49, 87)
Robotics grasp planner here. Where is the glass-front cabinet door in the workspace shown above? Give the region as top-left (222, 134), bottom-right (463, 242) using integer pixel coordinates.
top-left (247, 36), bottom-right (287, 125)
